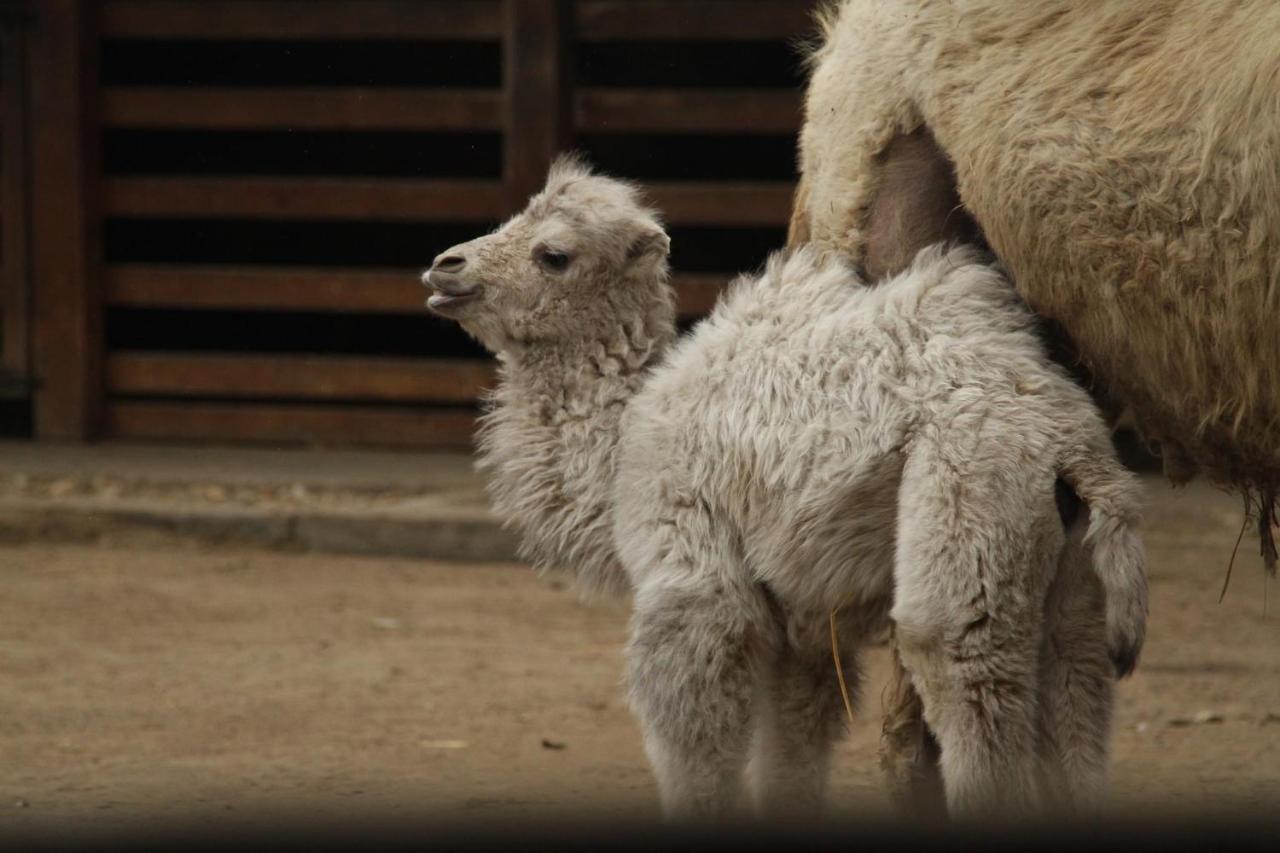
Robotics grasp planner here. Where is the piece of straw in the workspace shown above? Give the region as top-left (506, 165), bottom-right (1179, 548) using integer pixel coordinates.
top-left (1219, 500), bottom-right (1251, 604)
top-left (829, 606), bottom-right (857, 728)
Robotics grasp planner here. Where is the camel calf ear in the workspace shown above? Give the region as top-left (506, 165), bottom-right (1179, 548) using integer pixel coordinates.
top-left (626, 226), bottom-right (670, 267)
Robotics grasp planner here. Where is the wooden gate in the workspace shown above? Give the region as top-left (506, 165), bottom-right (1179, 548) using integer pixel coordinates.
top-left (26, 0), bottom-right (817, 448)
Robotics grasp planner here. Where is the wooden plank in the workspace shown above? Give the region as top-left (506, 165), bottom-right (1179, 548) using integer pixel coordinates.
top-left (106, 265), bottom-right (425, 314)
top-left (103, 176), bottom-right (509, 222)
top-left (577, 1), bottom-right (815, 41)
top-left (107, 264), bottom-right (724, 319)
top-left (1, 29), bottom-right (30, 382)
top-left (646, 182), bottom-right (793, 226)
top-left (504, 0), bottom-right (572, 205)
top-left (104, 87), bottom-right (504, 131)
top-left (672, 273), bottom-right (726, 319)
top-left (108, 353), bottom-right (495, 404)
top-left (86, 178), bottom-right (802, 229)
top-left (102, 1), bottom-right (503, 40)
top-left (105, 400), bottom-right (478, 449)
top-left (576, 89), bottom-right (801, 134)
top-left (28, 0), bottom-right (103, 438)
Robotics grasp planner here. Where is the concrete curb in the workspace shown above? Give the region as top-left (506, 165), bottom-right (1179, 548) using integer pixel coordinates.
top-left (0, 497), bottom-right (521, 563)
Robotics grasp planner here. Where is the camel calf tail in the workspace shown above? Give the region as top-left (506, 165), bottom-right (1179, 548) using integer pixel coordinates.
top-left (1057, 434), bottom-right (1149, 678)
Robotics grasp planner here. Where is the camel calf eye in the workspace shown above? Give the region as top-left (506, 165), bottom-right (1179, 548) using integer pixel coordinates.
top-left (539, 249), bottom-right (571, 271)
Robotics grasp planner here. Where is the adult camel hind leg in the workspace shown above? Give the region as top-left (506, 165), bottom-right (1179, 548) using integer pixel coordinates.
top-left (789, 125), bottom-right (1115, 817)
top-left (790, 127), bottom-right (981, 818)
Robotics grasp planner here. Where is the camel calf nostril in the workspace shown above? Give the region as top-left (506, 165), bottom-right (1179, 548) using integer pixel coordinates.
top-left (433, 254), bottom-right (467, 273)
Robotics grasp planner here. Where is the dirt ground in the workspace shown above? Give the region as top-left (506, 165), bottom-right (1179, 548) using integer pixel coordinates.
top-left (1, 476), bottom-right (1277, 834)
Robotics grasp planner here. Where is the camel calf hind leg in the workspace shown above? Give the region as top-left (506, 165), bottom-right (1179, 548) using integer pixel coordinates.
top-left (891, 437), bottom-right (1060, 817)
top-left (747, 628), bottom-right (858, 817)
top-left (893, 581), bottom-right (1047, 815)
top-left (1035, 518), bottom-right (1115, 810)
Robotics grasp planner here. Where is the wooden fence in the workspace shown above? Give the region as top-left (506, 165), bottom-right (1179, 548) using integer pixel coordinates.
top-left (1, 0), bottom-right (818, 448)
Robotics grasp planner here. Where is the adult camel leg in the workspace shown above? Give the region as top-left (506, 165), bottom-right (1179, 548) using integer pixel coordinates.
top-left (829, 127), bottom-right (983, 817)
top-left (789, 125), bottom-right (1116, 817)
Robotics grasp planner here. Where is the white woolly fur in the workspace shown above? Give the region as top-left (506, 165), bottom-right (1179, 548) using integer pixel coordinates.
top-left (428, 160), bottom-right (1147, 819)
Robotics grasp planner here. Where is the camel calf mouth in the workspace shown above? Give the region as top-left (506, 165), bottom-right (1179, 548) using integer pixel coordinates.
top-left (421, 269), bottom-right (482, 317)
top-left (425, 290), bottom-right (480, 316)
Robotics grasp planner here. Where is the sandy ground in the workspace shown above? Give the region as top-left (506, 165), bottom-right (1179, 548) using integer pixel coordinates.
top-left (0, 476), bottom-right (1277, 835)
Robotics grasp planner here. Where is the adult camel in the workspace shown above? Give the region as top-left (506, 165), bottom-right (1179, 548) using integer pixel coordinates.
top-left (787, 0), bottom-right (1279, 815)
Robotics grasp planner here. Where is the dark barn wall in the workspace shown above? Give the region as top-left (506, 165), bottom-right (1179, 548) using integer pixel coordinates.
top-left (0, 0), bottom-right (821, 447)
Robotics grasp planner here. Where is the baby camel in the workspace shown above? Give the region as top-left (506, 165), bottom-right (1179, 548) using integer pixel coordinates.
top-left (423, 157), bottom-right (1147, 820)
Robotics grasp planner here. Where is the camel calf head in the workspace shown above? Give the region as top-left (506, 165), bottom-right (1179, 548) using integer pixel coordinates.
top-left (423, 155), bottom-right (672, 355)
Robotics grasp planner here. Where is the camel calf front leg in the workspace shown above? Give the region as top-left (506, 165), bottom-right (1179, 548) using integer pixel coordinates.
top-left (625, 549), bottom-right (778, 821)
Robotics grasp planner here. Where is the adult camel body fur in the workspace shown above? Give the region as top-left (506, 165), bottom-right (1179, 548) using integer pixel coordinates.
top-left (790, 0), bottom-right (1280, 815)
